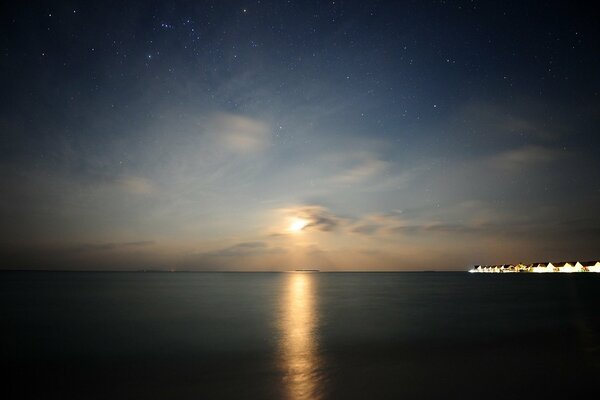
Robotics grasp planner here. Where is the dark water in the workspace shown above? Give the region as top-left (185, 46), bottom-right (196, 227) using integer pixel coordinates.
top-left (2, 272), bottom-right (599, 399)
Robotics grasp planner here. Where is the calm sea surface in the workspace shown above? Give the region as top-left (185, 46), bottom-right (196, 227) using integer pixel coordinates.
top-left (2, 272), bottom-right (599, 399)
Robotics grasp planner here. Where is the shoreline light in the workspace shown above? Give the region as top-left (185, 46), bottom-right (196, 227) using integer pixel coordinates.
top-left (468, 260), bottom-right (600, 273)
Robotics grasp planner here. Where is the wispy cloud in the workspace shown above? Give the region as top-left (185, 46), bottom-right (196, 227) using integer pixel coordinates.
top-left (178, 241), bottom-right (287, 270)
top-left (70, 240), bottom-right (156, 253)
top-left (455, 102), bottom-right (561, 142)
top-left (207, 113), bottom-right (270, 154)
top-left (351, 224), bottom-right (381, 235)
top-left (488, 145), bottom-right (562, 172)
top-left (207, 241), bottom-right (284, 257)
top-left (333, 157), bottom-right (389, 184)
top-left (116, 176), bottom-right (157, 194)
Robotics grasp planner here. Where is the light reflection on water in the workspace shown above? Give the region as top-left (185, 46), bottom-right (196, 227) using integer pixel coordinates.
top-left (279, 272), bottom-right (323, 400)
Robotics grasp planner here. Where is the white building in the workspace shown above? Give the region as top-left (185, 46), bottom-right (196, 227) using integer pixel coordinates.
top-left (582, 261), bottom-right (600, 272)
top-left (532, 262), bottom-right (550, 273)
top-left (470, 260), bottom-right (600, 273)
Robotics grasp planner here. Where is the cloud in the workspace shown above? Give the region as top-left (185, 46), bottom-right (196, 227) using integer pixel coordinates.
top-left (390, 223), bottom-right (485, 236)
top-left (70, 240), bottom-right (156, 253)
top-left (205, 241), bottom-right (284, 257)
top-left (283, 205), bottom-right (346, 232)
top-left (456, 102), bottom-right (561, 142)
top-left (207, 113), bottom-right (270, 154)
top-left (116, 176), bottom-right (156, 194)
top-left (333, 157), bottom-right (389, 183)
top-left (351, 224), bottom-right (381, 235)
top-left (347, 211), bottom-right (407, 236)
top-left (175, 241), bottom-right (288, 270)
top-left (346, 201), bottom-right (507, 238)
top-left (488, 145), bottom-right (562, 172)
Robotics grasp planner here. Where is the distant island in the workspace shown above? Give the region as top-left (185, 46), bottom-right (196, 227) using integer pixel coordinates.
top-left (469, 261), bottom-right (600, 273)
top-left (294, 269), bottom-right (320, 272)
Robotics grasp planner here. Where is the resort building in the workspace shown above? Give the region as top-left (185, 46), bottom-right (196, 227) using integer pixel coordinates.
top-left (516, 263), bottom-right (531, 272)
top-left (531, 263), bottom-right (547, 273)
top-left (581, 261), bottom-right (600, 272)
top-left (469, 260), bottom-right (600, 273)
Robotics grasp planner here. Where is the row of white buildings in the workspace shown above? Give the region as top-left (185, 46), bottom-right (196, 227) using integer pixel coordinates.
top-left (469, 261), bottom-right (600, 273)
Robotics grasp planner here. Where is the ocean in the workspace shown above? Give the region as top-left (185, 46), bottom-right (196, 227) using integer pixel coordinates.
top-left (2, 271), bottom-right (599, 399)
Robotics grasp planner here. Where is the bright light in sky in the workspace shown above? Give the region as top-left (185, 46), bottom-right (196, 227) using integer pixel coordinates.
top-left (289, 218), bottom-right (309, 233)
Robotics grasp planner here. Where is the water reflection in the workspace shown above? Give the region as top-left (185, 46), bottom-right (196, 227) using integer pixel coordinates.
top-left (279, 272), bottom-right (323, 400)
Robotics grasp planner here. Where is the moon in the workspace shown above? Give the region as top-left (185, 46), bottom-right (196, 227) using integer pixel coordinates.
top-left (289, 218), bottom-right (309, 233)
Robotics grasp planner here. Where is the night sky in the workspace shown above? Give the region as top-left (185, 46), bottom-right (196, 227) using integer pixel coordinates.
top-left (1, 1), bottom-right (599, 270)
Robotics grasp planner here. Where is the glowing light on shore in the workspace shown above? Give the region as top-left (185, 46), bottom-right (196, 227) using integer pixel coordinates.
top-left (470, 261), bottom-right (600, 273)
